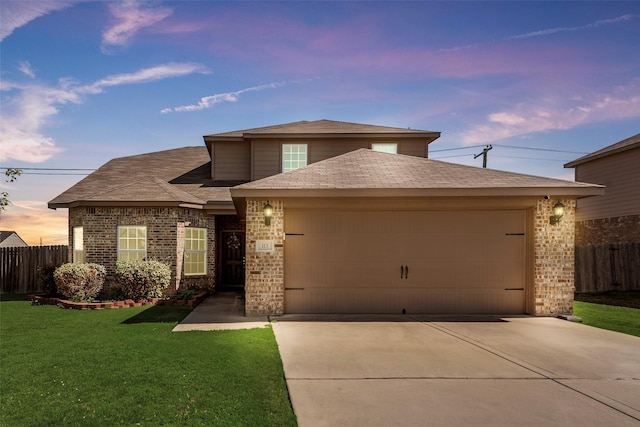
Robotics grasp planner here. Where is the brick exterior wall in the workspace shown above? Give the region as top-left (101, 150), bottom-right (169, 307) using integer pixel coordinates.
top-left (244, 200), bottom-right (284, 316)
top-left (69, 207), bottom-right (216, 295)
top-left (533, 198), bottom-right (576, 316)
top-left (575, 214), bottom-right (640, 245)
top-left (243, 197), bottom-right (579, 316)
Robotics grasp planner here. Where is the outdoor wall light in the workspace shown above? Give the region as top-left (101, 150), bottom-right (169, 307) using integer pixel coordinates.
top-left (263, 202), bottom-right (273, 226)
top-left (549, 200), bottom-right (565, 225)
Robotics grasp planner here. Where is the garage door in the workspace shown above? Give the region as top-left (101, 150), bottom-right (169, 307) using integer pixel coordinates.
top-left (284, 210), bottom-right (526, 314)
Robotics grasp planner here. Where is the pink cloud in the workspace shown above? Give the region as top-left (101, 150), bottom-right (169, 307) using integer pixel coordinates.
top-left (102, 0), bottom-right (172, 52)
top-left (459, 82), bottom-right (640, 145)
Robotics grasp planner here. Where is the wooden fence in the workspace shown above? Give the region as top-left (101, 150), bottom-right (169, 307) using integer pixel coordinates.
top-left (0, 245), bottom-right (68, 294)
top-left (575, 243), bottom-right (640, 293)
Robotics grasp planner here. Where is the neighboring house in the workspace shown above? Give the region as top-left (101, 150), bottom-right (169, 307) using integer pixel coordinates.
top-left (0, 231), bottom-right (28, 248)
top-left (49, 119), bottom-right (603, 316)
top-left (564, 133), bottom-right (640, 245)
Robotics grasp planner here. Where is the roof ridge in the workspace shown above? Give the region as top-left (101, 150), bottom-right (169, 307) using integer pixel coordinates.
top-left (151, 177), bottom-right (206, 204)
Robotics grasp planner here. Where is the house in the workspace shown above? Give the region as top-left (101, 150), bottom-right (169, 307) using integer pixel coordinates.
top-left (564, 133), bottom-right (640, 245)
top-left (564, 133), bottom-right (640, 292)
top-left (0, 231), bottom-right (28, 248)
top-left (49, 119), bottom-right (603, 316)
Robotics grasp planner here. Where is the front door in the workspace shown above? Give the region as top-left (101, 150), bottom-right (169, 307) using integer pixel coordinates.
top-left (220, 231), bottom-right (245, 290)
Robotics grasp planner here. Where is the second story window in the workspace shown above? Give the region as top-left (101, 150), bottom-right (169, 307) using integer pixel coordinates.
top-left (371, 143), bottom-right (398, 154)
top-left (282, 144), bottom-right (307, 172)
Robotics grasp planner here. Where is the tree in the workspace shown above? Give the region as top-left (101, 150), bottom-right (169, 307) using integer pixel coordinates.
top-left (0, 168), bottom-right (22, 214)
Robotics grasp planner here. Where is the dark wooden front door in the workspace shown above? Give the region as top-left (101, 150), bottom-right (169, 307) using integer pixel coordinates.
top-left (220, 231), bottom-right (245, 290)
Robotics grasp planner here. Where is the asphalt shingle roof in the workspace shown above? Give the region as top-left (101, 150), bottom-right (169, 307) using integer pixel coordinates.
top-left (565, 133), bottom-right (640, 168)
top-left (48, 147), bottom-right (232, 208)
top-left (233, 149), bottom-right (602, 194)
top-left (206, 119), bottom-right (439, 138)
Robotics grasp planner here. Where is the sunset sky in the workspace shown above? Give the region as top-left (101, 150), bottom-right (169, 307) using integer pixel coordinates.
top-left (1, 1), bottom-right (639, 245)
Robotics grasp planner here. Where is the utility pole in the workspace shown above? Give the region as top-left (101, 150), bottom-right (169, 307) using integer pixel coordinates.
top-left (474, 145), bottom-right (493, 168)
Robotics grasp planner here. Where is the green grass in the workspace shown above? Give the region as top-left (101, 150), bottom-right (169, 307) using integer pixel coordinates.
top-left (0, 297), bottom-right (297, 426)
top-left (574, 301), bottom-right (640, 338)
top-left (575, 291), bottom-right (640, 309)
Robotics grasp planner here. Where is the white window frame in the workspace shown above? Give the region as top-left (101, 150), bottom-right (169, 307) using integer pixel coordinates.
top-left (371, 143), bottom-right (398, 154)
top-left (282, 144), bottom-right (308, 172)
top-left (117, 226), bottom-right (147, 261)
top-left (184, 228), bottom-right (207, 276)
top-left (73, 226), bottom-right (84, 263)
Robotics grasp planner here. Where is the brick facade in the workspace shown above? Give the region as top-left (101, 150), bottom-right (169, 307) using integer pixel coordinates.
top-left (532, 198), bottom-right (576, 316)
top-left (69, 207), bottom-right (216, 295)
top-left (575, 214), bottom-right (640, 245)
top-left (244, 200), bottom-right (285, 316)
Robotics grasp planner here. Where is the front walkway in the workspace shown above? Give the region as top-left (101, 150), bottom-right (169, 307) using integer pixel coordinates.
top-left (172, 293), bottom-right (269, 331)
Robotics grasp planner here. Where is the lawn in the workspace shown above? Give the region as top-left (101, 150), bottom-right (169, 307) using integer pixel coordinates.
top-left (0, 295), bottom-right (297, 426)
top-left (574, 301), bottom-right (640, 338)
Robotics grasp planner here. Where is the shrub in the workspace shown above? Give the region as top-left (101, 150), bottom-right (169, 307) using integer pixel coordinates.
top-left (115, 260), bottom-right (171, 300)
top-left (54, 263), bottom-right (106, 302)
top-left (109, 285), bottom-right (127, 301)
top-left (175, 289), bottom-right (198, 300)
top-left (38, 264), bottom-right (58, 295)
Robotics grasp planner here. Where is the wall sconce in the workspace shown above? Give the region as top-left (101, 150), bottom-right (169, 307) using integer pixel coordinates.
top-left (549, 201), bottom-right (565, 225)
top-left (263, 202), bottom-right (273, 226)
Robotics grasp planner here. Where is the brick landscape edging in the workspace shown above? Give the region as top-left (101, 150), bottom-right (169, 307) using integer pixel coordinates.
top-left (29, 291), bottom-right (208, 310)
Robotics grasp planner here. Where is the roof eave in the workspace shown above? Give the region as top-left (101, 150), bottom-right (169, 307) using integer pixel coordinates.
top-left (565, 141), bottom-right (639, 168)
top-left (205, 132), bottom-right (441, 143)
top-left (48, 200), bottom-right (207, 210)
top-left (230, 185), bottom-right (605, 200)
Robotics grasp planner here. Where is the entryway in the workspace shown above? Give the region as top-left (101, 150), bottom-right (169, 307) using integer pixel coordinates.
top-left (216, 215), bottom-right (246, 291)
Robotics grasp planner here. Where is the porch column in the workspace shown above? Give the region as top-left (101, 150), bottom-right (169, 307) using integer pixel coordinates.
top-left (244, 200), bottom-right (285, 316)
top-left (533, 197), bottom-right (577, 316)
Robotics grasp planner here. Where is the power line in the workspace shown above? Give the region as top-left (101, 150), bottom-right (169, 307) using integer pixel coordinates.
top-left (430, 144), bottom-right (487, 153)
top-left (19, 172), bottom-right (91, 176)
top-left (429, 144), bottom-right (588, 155)
top-left (492, 155), bottom-right (571, 162)
top-left (430, 154), bottom-right (474, 160)
top-left (494, 144), bottom-right (588, 154)
top-left (0, 167), bottom-right (97, 171)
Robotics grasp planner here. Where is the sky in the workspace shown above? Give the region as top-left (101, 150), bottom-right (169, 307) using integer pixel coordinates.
top-left (1, 1), bottom-right (639, 245)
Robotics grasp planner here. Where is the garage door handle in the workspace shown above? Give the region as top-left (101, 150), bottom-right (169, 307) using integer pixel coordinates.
top-left (400, 265), bottom-right (409, 279)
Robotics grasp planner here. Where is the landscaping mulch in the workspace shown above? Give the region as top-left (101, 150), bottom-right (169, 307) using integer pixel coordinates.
top-left (29, 291), bottom-right (208, 310)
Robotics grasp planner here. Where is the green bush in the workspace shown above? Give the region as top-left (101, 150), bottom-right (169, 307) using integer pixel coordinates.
top-left (175, 289), bottom-right (198, 300)
top-left (109, 285), bottom-right (127, 301)
top-left (115, 260), bottom-right (171, 300)
top-left (38, 264), bottom-right (58, 294)
top-left (54, 263), bottom-right (106, 302)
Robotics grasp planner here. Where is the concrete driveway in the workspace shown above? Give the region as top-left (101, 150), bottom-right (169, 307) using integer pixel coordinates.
top-left (272, 316), bottom-right (640, 426)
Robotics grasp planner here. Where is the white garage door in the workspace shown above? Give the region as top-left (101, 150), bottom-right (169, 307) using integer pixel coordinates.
top-left (284, 210), bottom-right (526, 314)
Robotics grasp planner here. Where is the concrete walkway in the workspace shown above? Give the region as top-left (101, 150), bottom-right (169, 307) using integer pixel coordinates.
top-left (272, 316), bottom-right (640, 427)
top-left (172, 293), bottom-right (269, 331)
